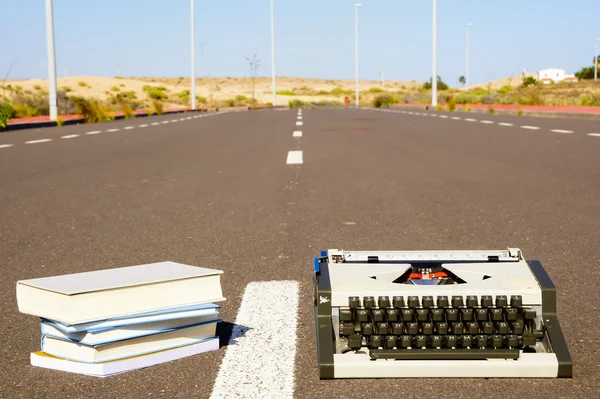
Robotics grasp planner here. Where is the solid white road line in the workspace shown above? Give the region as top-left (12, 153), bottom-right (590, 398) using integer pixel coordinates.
top-left (25, 139), bottom-right (52, 144)
top-left (106, 128), bottom-right (119, 132)
top-left (86, 130), bottom-right (102, 135)
top-left (498, 123), bottom-right (514, 127)
top-left (60, 134), bottom-right (80, 139)
top-left (210, 281), bottom-right (299, 399)
top-left (551, 129), bottom-right (574, 134)
top-left (0, 144), bottom-right (13, 149)
top-left (286, 151), bottom-right (303, 165)
top-left (521, 126), bottom-right (540, 130)
top-left (588, 133), bottom-right (600, 137)
top-left (481, 120), bottom-right (494, 124)
top-left (124, 126), bottom-right (135, 130)
top-left (296, 121), bottom-right (303, 126)
top-left (293, 131), bottom-right (303, 138)
top-left (465, 118), bottom-right (477, 122)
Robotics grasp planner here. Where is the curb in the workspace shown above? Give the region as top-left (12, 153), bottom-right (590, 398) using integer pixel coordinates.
top-left (1, 109), bottom-right (211, 133)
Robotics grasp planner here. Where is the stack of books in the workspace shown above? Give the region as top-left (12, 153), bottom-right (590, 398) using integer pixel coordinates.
top-left (16, 261), bottom-right (225, 377)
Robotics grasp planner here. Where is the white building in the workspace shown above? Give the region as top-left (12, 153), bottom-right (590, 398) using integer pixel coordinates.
top-left (537, 68), bottom-right (577, 84)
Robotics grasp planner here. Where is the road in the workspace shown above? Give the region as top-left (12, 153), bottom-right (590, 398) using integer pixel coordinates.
top-left (1, 108), bottom-right (599, 398)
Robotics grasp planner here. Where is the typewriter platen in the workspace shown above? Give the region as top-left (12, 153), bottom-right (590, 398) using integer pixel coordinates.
top-left (313, 249), bottom-right (572, 379)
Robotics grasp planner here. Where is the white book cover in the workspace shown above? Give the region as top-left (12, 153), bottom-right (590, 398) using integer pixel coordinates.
top-left (30, 338), bottom-right (219, 377)
top-left (16, 262), bottom-right (225, 325)
top-left (41, 315), bottom-right (220, 345)
top-left (46, 303), bottom-right (220, 333)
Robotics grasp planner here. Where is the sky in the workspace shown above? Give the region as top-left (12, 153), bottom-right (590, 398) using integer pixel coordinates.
top-left (1, 0), bottom-right (599, 86)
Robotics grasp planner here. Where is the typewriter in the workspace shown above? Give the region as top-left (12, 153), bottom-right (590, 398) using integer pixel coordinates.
top-left (313, 249), bottom-right (572, 379)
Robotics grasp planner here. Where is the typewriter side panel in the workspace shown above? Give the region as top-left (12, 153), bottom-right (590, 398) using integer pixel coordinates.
top-left (314, 262), bottom-right (335, 379)
top-left (527, 260), bottom-right (573, 378)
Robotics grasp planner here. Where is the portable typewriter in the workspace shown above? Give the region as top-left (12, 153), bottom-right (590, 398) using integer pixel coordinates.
top-left (313, 249), bottom-right (572, 378)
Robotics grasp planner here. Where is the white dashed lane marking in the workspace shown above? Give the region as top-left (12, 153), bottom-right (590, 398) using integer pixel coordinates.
top-left (209, 281), bottom-right (299, 399)
top-left (138, 124), bottom-right (148, 128)
top-left (162, 121), bottom-right (170, 124)
top-left (106, 128), bottom-right (119, 132)
top-left (286, 151), bottom-right (303, 165)
top-left (296, 121), bottom-right (303, 126)
top-left (588, 133), bottom-right (600, 137)
top-left (152, 122), bottom-right (160, 126)
top-left (0, 144), bottom-right (13, 149)
top-left (451, 117), bottom-right (461, 120)
top-left (26, 139), bottom-right (52, 144)
top-left (481, 120), bottom-right (494, 124)
top-left (521, 126), bottom-right (540, 130)
top-left (498, 123), bottom-right (513, 127)
top-left (86, 130), bottom-right (102, 135)
top-left (465, 118), bottom-right (477, 122)
top-left (61, 134), bottom-right (80, 139)
top-left (551, 129), bottom-right (574, 134)
top-left (293, 131), bottom-right (302, 138)
top-left (124, 126), bottom-right (135, 130)
top-left (439, 115), bottom-right (448, 118)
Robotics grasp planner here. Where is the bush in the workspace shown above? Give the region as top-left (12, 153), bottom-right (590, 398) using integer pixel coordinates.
top-left (436, 104), bottom-right (443, 111)
top-left (423, 76), bottom-right (449, 91)
top-left (455, 93), bottom-right (479, 104)
top-left (121, 103), bottom-right (135, 119)
top-left (153, 101), bottom-right (164, 115)
top-left (71, 97), bottom-right (107, 123)
top-left (489, 108), bottom-right (495, 114)
top-left (78, 81), bottom-right (87, 87)
top-left (119, 84), bottom-right (125, 88)
top-left (580, 94), bottom-right (600, 106)
top-left (0, 104), bottom-right (12, 128)
top-left (521, 76), bottom-right (538, 88)
top-left (289, 99), bottom-right (305, 108)
top-left (145, 86), bottom-right (168, 101)
top-left (276, 90), bottom-right (295, 96)
top-left (56, 116), bottom-right (64, 126)
top-left (176, 89), bottom-right (191, 104)
top-left (33, 84), bottom-right (42, 90)
top-left (481, 94), bottom-right (496, 104)
top-left (497, 85), bottom-right (513, 94)
top-left (518, 108), bottom-right (523, 116)
top-left (465, 105), bottom-right (471, 112)
top-left (61, 86), bottom-right (72, 93)
top-left (369, 87), bottom-right (384, 93)
top-left (447, 95), bottom-right (456, 111)
top-left (235, 95), bottom-right (249, 104)
top-left (330, 87), bottom-right (351, 96)
top-left (196, 95), bottom-right (207, 104)
top-left (110, 86), bottom-right (120, 92)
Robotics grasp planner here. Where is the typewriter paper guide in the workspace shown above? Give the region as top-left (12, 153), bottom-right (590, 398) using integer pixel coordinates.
top-left (17, 262), bottom-right (224, 295)
top-left (328, 262), bottom-right (542, 306)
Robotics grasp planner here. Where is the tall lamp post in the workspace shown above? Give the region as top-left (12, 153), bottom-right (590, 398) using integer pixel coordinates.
top-left (271, 0), bottom-right (276, 106)
top-left (431, 0), bottom-right (438, 107)
top-left (45, 0), bottom-right (58, 121)
top-left (355, 3), bottom-right (362, 108)
top-left (595, 38), bottom-right (599, 81)
top-left (191, 0), bottom-right (196, 110)
top-left (466, 23), bottom-right (472, 91)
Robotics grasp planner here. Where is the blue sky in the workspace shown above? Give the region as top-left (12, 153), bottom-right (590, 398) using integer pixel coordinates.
top-left (1, 0), bottom-right (598, 86)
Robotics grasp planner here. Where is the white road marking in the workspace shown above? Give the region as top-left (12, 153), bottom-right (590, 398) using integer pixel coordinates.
top-left (179, 118), bottom-right (185, 121)
top-left (162, 121), bottom-right (170, 124)
top-left (26, 139), bottom-right (52, 144)
top-left (521, 125), bottom-right (540, 130)
top-left (451, 117), bottom-right (461, 120)
top-left (0, 144), bottom-right (13, 149)
top-left (439, 115), bottom-right (448, 118)
top-left (430, 114), bottom-right (438, 117)
top-left (296, 121), bottom-right (303, 126)
top-left (186, 117), bottom-right (192, 120)
top-left (297, 116), bottom-right (303, 120)
top-left (408, 112), bottom-right (414, 114)
top-left (465, 118), bottom-right (477, 122)
top-left (588, 133), bottom-right (600, 137)
top-left (138, 124), bottom-right (148, 128)
top-left (286, 151), bottom-right (303, 165)
top-left (152, 122), bottom-right (160, 126)
top-left (481, 120), bottom-right (494, 124)
top-left (210, 281), bottom-right (299, 399)
top-left (106, 128), bottom-right (119, 132)
top-left (498, 123), bottom-right (514, 127)
top-left (124, 126), bottom-right (135, 130)
top-left (551, 129), bottom-right (574, 134)
top-left (171, 119), bottom-right (179, 123)
top-left (293, 131), bottom-right (302, 138)
top-left (60, 134), bottom-right (80, 139)
top-left (86, 130), bottom-right (102, 135)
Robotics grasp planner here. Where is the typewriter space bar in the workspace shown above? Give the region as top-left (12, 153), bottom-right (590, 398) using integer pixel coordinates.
top-left (369, 349), bottom-right (520, 360)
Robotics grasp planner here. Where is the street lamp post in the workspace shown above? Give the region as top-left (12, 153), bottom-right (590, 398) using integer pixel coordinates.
top-left (271, 0), bottom-right (276, 106)
top-left (191, 0), bottom-right (196, 111)
top-left (466, 23), bottom-right (472, 92)
top-left (431, 0), bottom-right (438, 107)
top-left (595, 38), bottom-right (599, 81)
top-left (45, 0), bottom-right (58, 121)
top-left (355, 3), bottom-right (362, 108)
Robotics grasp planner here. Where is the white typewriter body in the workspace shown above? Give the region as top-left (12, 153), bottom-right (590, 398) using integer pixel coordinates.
top-left (313, 249), bottom-right (572, 379)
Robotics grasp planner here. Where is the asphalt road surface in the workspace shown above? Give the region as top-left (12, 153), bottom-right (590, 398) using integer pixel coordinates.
top-left (1, 108), bottom-right (599, 398)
